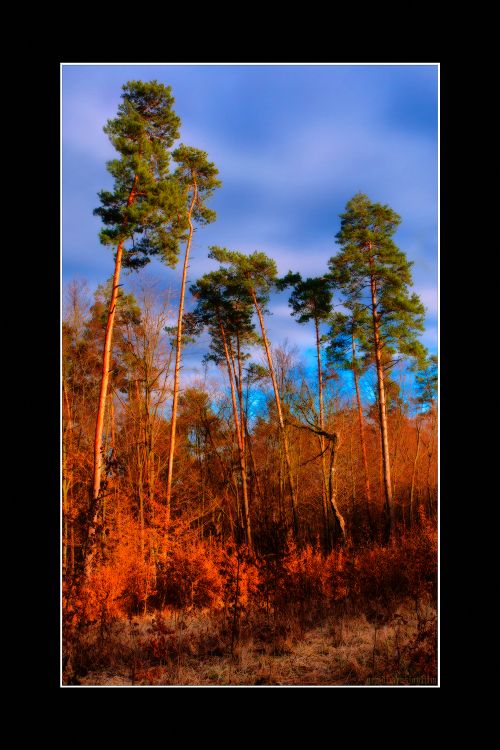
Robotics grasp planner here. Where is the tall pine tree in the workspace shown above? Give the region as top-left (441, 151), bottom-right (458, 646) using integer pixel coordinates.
top-left (329, 193), bottom-right (426, 540)
top-left (89, 81), bottom-right (183, 579)
top-left (165, 146), bottom-right (220, 520)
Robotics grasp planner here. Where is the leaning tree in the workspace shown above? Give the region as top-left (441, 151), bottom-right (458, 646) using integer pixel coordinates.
top-left (326, 301), bottom-right (374, 529)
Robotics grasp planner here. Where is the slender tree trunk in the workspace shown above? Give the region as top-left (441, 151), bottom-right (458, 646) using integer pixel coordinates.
top-left (426, 409), bottom-right (437, 519)
top-left (92, 175), bottom-right (138, 504)
top-left (349, 418), bottom-right (356, 520)
top-left (368, 247), bottom-right (394, 539)
top-left (135, 378), bottom-right (146, 561)
top-left (165, 181), bottom-right (198, 523)
top-left (409, 420), bottom-right (422, 528)
top-left (251, 289), bottom-right (299, 537)
top-left (391, 408), bottom-right (403, 515)
top-left (203, 415), bottom-right (240, 515)
top-left (220, 323), bottom-right (252, 550)
top-left (109, 391), bottom-right (119, 550)
top-left (327, 434), bottom-right (346, 540)
top-left (378, 433), bottom-right (384, 506)
top-left (235, 335), bottom-right (252, 514)
top-left (245, 425), bottom-right (265, 505)
top-left (86, 174), bottom-right (138, 581)
top-left (314, 318), bottom-right (329, 546)
top-left (235, 335), bottom-right (245, 455)
top-left (235, 335), bottom-right (252, 550)
top-left (352, 332), bottom-right (372, 526)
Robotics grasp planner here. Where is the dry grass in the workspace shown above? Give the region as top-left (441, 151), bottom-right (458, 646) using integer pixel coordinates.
top-left (74, 599), bottom-right (437, 686)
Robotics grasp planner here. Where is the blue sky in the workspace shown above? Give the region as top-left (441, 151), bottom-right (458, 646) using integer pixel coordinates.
top-left (62, 63), bottom-right (438, 394)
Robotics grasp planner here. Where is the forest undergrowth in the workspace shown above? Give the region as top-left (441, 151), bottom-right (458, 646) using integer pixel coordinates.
top-left (64, 516), bottom-right (437, 686)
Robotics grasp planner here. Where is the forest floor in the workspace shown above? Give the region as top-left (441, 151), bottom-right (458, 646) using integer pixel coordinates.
top-left (75, 600), bottom-right (437, 686)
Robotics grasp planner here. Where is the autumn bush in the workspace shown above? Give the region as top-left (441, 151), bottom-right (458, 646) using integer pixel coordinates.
top-left (343, 515), bottom-right (437, 619)
top-left (153, 542), bottom-right (224, 611)
top-left (82, 564), bottom-right (125, 625)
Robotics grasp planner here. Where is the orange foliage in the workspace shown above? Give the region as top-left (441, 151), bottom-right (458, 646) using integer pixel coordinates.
top-left (82, 564), bottom-right (125, 624)
top-left (154, 542), bottom-right (224, 611)
top-left (345, 516), bottom-right (437, 610)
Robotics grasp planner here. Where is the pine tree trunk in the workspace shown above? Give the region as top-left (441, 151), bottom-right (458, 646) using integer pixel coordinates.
top-left (251, 290), bottom-right (299, 538)
top-left (135, 378), bottom-right (146, 561)
top-left (409, 421), bottom-right (421, 528)
top-left (220, 323), bottom-right (252, 551)
top-left (426, 413), bottom-right (436, 520)
top-left (349, 419), bottom-right (356, 520)
top-left (352, 332), bottom-right (372, 526)
top-left (165, 181), bottom-right (198, 523)
top-left (236, 336), bottom-right (252, 550)
top-left (314, 318), bottom-right (329, 546)
top-left (245, 424), bottom-right (264, 506)
top-left (369, 247), bottom-right (394, 540)
top-left (92, 175), bottom-right (138, 505)
top-left (391, 408), bottom-right (403, 513)
top-left (86, 175), bottom-right (139, 581)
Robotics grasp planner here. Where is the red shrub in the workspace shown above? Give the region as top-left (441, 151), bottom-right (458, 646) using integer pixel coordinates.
top-left (154, 543), bottom-right (224, 610)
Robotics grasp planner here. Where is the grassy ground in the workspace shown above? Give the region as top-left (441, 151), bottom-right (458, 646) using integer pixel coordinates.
top-left (73, 599), bottom-right (437, 686)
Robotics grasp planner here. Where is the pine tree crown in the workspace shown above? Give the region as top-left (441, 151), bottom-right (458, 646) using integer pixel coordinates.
top-left (94, 80), bottom-right (186, 271)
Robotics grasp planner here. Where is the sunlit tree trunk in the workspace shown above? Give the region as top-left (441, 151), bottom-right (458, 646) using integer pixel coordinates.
top-left (409, 419), bottom-right (422, 528)
top-left (86, 175), bottom-right (138, 580)
top-left (221, 324), bottom-right (252, 550)
top-left (351, 331), bottom-right (372, 526)
top-left (327, 434), bottom-right (346, 540)
top-left (426, 409), bottom-right (437, 519)
top-left (134, 378), bottom-right (146, 561)
top-left (251, 290), bottom-right (299, 538)
top-left (349, 418), bottom-right (356, 520)
top-left (314, 318), bottom-right (329, 545)
top-left (165, 181), bottom-right (198, 522)
top-left (92, 175), bottom-right (138, 505)
top-left (369, 246), bottom-right (394, 540)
